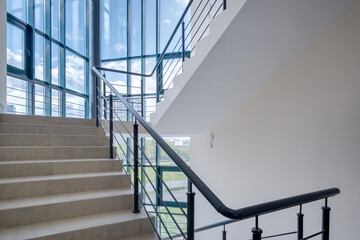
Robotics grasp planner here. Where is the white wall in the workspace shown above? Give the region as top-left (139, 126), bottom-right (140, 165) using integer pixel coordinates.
top-left (191, 2), bottom-right (360, 239)
top-left (0, 0), bottom-right (6, 113)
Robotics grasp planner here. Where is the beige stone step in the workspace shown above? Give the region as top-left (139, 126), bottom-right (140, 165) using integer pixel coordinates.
top-left (0, 133), bottom-right (108, 146)
top-left (0, 114), bottom-right (95, 126)
top-left (0, 123), bottom-right (105, 136)
top-left (0, 172), bottom-right (130, 200)
top-left (0, 210), bottom-right (155, 240)
top-left (0, 189), bottom-right (134, 229)
top-left (0, 159), bottom-right (122, 178)
top-left (0, 146), bottom-right (111, 161)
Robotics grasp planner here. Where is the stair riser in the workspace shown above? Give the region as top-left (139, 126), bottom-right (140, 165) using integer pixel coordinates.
top-left (0, 194), bottom-right (133, 229)
top-left (0, 175), bottom-right (130, 200)
top-left (0, 135), bottom-right (109, 147)
top-left (0, 147), bottom-right (111, 161)
top-left (27, 218), bottom-right (154, 240)
top-left (0, 161), bottom-right (122, 178)
top-left (0, 114), bottom-right (95, 126)
top-left (0, 124), bottom-right (105, 136)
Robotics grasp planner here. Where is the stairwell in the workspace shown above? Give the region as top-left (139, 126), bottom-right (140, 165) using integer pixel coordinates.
top-left (0, 114), bottom-right (156, 240)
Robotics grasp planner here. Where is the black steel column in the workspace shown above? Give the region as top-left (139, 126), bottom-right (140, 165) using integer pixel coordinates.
top-left (298, 205), bottom-right (304, 240)
top-left (109, 94), bottom-right (114, 159)
top-left (322, 199), bottom-right (331, 240)
top-left (187, 182), bottom-right (195, 240)
top-left (182, 21), bottom-right (185, 62)
top-left (222, 225), bottom-right (227, 240)
top-left (133, 120), bottom-right (140, 213)
top-left (252, 216), bottom-right (263, 240)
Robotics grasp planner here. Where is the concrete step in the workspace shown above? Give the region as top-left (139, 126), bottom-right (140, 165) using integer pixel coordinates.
top-left (0, 123), bottom-right (105, 136)
top-left (0, 210), bottom-right (154, 240)
top-left (0, 172), bottom-right (130, 200)
top-left (0, 133), bottom-right (108, 146)
top-left (0, 146), bottom-right (111, 161)
top-left (0, 189), bottom-right (133, 229)
top-left (0, 114), bottom-right (95, 126)
top-left (0, 159), bottom-right (122, 178)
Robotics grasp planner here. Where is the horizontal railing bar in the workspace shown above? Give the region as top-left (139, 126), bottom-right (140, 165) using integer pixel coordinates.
top-left (93, 67), bottom-right (340, 221)
top-left (301, 231), bottom-right (325, 240)
top-left (258, 231), bottom-right (297, 239)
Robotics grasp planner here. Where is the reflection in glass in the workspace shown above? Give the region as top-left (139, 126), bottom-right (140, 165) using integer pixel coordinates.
top-left (145, 58), bottom-right (156, 94)
top-left (7, 0), bottom-right (27, 22)
top-left (66, 50), bottom-right (85, 94)
top-left (66, 93), bottom-right (85, 118)
top-left (6, 76), bottom-right (28, 115)
top-left (145, 0), bottom-right (156, 55)
top-left (7, 23), bottom-right (24, 70)
top-left (101, 61), bottom-right (127, 94)
top-left (35, 34), bottom-right (44, 80)
top-left (102, 0), bottom-right (127, 59)
top-left (130, 59), bottom-right (141, 95)
top-left (130, 0), bottom-right (141, 57)
top-left (51, 0), bottom-right (60, 40)
top-left (34, 0), bottom-right (44, 31)
top-left (66, 0), bottom-right (85, 55)
top-left (52, 89), bottom-right (61, 117)
top-left (51, 43), bottom-right (60, 85)
top-left (35, 84), bottom-right (45, 116)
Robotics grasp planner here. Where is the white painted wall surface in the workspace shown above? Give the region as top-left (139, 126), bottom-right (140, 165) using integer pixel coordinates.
top-left (0, 0), bottom-right (6, 113)
top-left (191, 3), bottom-right (360, 239)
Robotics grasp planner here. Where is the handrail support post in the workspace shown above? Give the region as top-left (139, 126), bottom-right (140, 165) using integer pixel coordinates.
top-left (109, 94), bottom-right (114, 159)
top-left (95, 77), bottom-right (99, 127)
top-left (297, 205), bottom-right (304, 240)
top-left (322, 199), bottom-right (331, 240)
top-left (252, 216), bottom-right (263, 240)
top-left (222, 225), bottom-right (227, 240)
top-left (133, 120), bottom-right (140, 213)
top-left (223, 0), bottom-right (227, 10)
top-left (182, 21), bottom-right (185, 62)
top-left (187, 182), bottom-right (195, 240)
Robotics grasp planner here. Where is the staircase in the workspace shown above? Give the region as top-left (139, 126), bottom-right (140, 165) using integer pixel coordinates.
top-left (0, 114), bottom-right (156, 240)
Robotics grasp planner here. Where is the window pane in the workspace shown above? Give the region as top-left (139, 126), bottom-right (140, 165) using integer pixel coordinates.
top-left (145, 97), bottom-right (156, 121)
top-left (51, 0), bottom-right (60, 40)
top-left (7, 23), bottom-right (24, 70)
top-left (34, 0), bottom-right (44, 32)
top-left (66, 0), bottom-right (85, 55)
top-left (102, 0), bottom-right (127, 59)
top-left (130, 0), bottom-right (141, 57)
top-left (51, 43), bottom-right (60, 85)
top-left (35, 84), bottom-right (45, 116)
top-left (7, 0), bottom-right (27, 22)
top-left (66, 93), bottom-right (85, 118)
top-left (66, 51), bottom-right (85, 93)
top-left (52, 89), bottom-right (61, 116)
top-left (145, 0), bottom-right (156, 55)
top-left (102, 61), bottom-right (127, 94)
top-left (145, 57), bottom-right (156, 94)
top-left (6, 76), bottom-right (28, 115)
top-left (35, 34), bottom-right (44, 80)
top-left (130, 59), bottom-right (141, 95)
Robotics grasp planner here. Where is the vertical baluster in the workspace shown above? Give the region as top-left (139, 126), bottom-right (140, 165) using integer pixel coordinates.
top-left (187, 181), bottom-right (195, 240)
top-left (298, 205), bottom-right (304, 240)
top-left (222, 225), bottom-right (227, 240)
top-left (133, 120), bottom-right (140, 213)
top-left (103, 73), bottom-right (107, 120)
top-left (109, 93), bottom-right (114, 159)
top-left (322, 198), bottom-right (331, 240)
top-left (95, 77), bottom-right (99, 127)
top-left (223, 0), bottom-right (227, 10)
top-left (252, 215), bottom-right (263, 240)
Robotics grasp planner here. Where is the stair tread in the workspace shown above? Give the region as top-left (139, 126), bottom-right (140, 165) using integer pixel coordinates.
top-left (0, 188), bottom-right (133, 210)
top-left (0, 159), bottom-right (117, 165)
top-left (0, 122), bottom-right (97, 128)
top-left (0, 133), bottom-right (105, 137)
top-left (0, 171), bottom-right (126, 184)
top-left (0, 210), bottom-right (151, 240)
top-left (120, 233), bottom-right (159, 240)
top-left (0, 146), bottom-right (108, 149)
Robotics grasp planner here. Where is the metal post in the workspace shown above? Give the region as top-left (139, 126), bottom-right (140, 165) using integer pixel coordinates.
top-left (222, 225), bottom-right (227, 240)
top-left (182, 21), bottom-right (185, 62)
top-left (133, 120), bottom-right (140, 213)
top-left (322, 199), bottom-right (331, 240)
top-left (109, 94), bottom-right (114, 159)
top-left (252, 216), bottom-right (263, 240)
top-left (95, 77), bottom-right (99, 127)
top-left (297, 205), bottom-right (304, 240)
top-left (223, 0), bottom-right (227, 10)
top-left (187, 182), bottom-right (195, 240)
top-left (103, 74), bottom-right (107, 120)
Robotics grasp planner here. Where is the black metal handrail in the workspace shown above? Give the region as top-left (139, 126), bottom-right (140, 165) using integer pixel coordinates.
top-left (93, 67), bottom-right (340, 221)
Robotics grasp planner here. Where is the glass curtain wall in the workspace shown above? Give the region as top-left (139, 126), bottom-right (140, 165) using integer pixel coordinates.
top-left (6, 0), bottom-right (90, 118)
top-left (101, 0), bottom-right (190, 236)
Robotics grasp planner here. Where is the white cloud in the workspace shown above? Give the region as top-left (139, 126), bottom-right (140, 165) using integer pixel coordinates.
top-left (7, 48), bottom-right (23, 69)
top-left (175, 0), bottom-right (189, 7)
top-left (114, 43), bottom-right (125, 53)
top-left (163, 19), bottom-right (171, 24)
